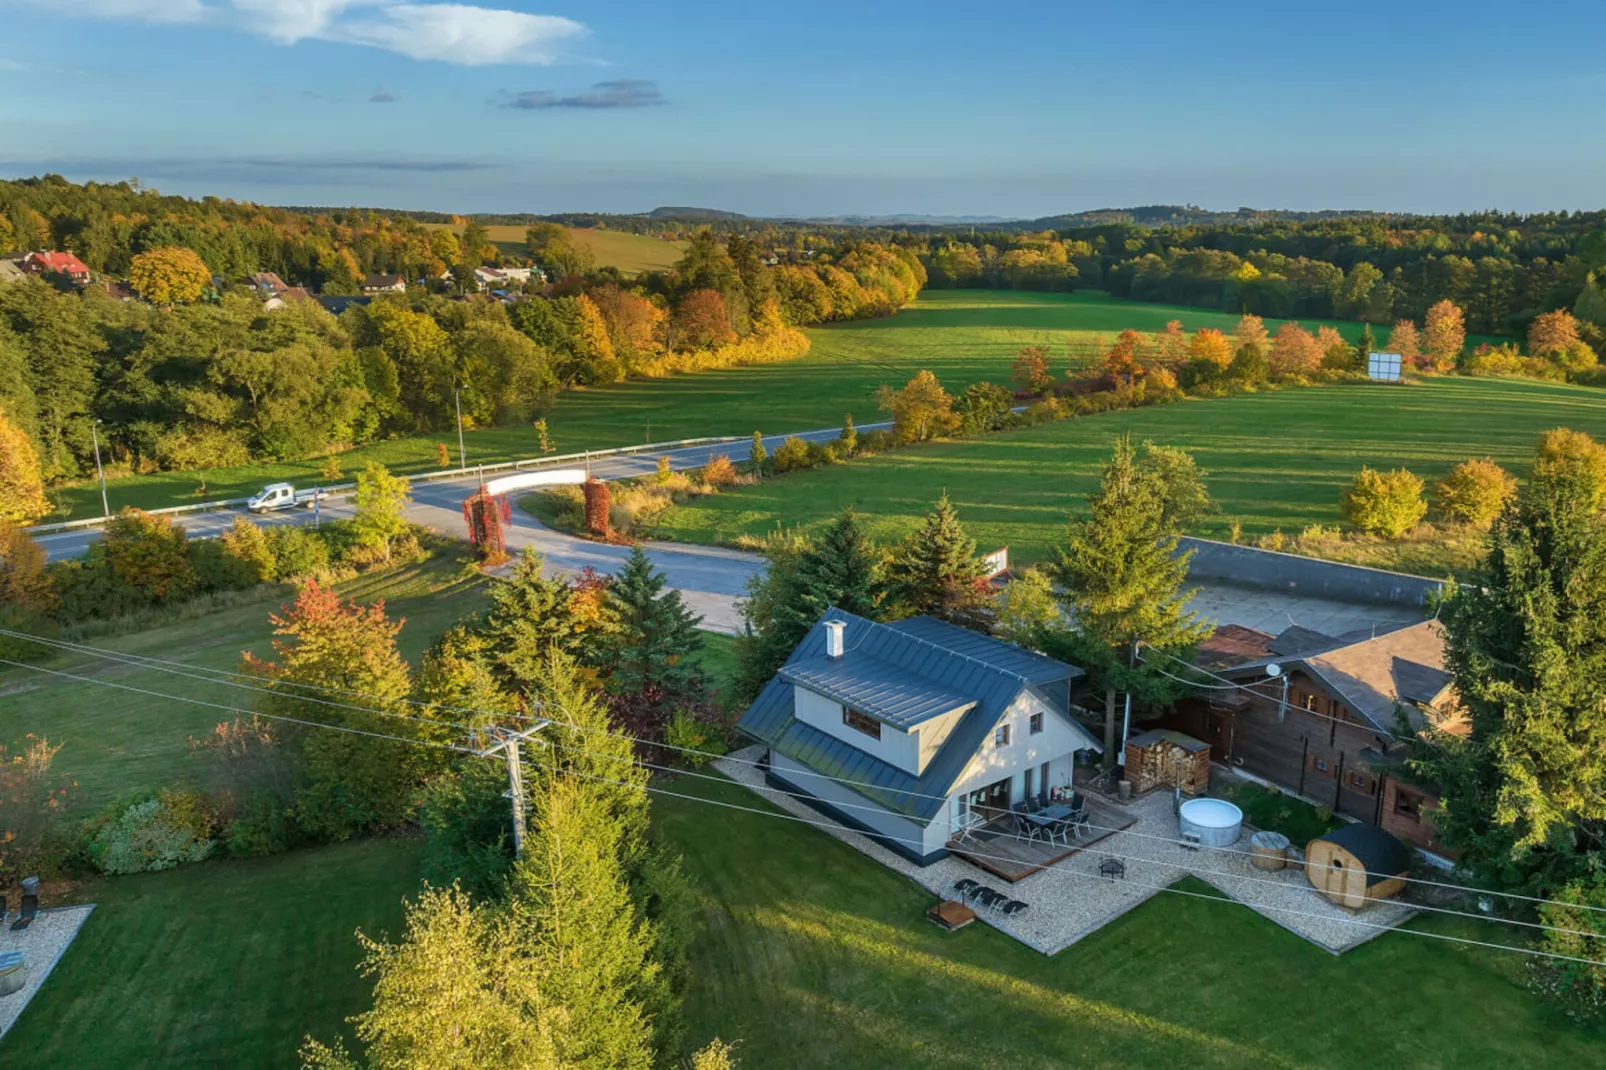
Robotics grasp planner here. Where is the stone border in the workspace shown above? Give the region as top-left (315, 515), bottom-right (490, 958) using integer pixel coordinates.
top-left (0, 904), bottom-right (96, 1039)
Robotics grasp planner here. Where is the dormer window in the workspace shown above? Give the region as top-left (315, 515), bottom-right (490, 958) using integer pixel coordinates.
top-left (843, 707), bottom-right (881, 740)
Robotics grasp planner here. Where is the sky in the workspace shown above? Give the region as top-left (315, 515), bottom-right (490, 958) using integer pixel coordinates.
top-left (2, 0), bottom-right (1605, 218)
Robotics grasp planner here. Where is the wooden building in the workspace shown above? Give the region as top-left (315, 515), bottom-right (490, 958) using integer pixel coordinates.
top-left (1123, 729), bottom-right (1210, 795)
top-left (1305, 823), bottom-right (1411, 909)
top-left (1160, 621), bottom-right (1461, 857)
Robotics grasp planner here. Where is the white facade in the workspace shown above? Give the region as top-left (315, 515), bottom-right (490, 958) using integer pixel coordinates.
top-left (942, 690), bottom-right (1089, 838)
top-left (792, 686), bottom-right (970, 776)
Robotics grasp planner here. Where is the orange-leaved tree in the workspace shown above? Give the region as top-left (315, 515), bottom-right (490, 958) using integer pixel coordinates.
top-left (1268, 322), bottom-right (1321, 376)
top-left (1528, 309), bottom-right (1581, 359)
top-left (1188, 328), bottom-right (1232, 368)
top-left (129, 245), bottom-right (212, 305)
top-left (879, 369), bottom-right (958, 443)
top-left (1011, 345), bottom-right (1052, 394)
top-left (1423, 300), bottom-right (1467, 371)
top-left (1390, 319), bottom-right (1423, 368)
top-left (0, 404), bottom-right (49, 523)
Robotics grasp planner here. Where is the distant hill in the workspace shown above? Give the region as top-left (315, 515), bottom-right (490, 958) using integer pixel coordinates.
top-left (796, 213), bottom-right (1023, 226)
top-left (1020, 204), bottom-right (1390, 229)
top-left (646, 206), bottom-right (750, 222)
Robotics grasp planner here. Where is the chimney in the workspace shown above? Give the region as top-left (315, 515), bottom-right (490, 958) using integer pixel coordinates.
top-left (823, 619), bottom-right (846, 659)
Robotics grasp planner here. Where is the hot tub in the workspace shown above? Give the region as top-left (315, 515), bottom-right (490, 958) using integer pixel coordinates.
top-left (1179, 797), bottom-right (1243, 847)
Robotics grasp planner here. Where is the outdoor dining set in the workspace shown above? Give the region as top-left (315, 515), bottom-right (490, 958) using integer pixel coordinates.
top-left (1009, 793), bottom-right (1092, 846)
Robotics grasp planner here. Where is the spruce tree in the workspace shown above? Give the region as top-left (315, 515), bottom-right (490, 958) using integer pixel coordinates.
top-left (840, 412), bottom-right (857, 455)
top-left (1356, 323), bottom-right (1376, 372)
top-left (1045, 436), bottom-right (1211, 764)
top-left (886, 492), bottom-right (992, 628)
top-left (1417, 462), bottom-right (1606, 892)
top-left (476, 548), bottom-right (584, 691)
top-left (749, 431), bottom-right (767, 475)
top-left (603, 545), bottom-right (704, 698)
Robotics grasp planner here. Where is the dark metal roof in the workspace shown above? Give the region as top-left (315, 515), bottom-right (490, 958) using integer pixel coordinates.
top-left (887, 616), bottom-right (1083, 686)
top-left (1313, 822), bottom-right (1412, 878)
top-left (738, 612), bottom-right (1099, 822)
top-left (778, 653), bottom-right (974, 730)
top-left (1268, 625), bottom-right (1340, 657)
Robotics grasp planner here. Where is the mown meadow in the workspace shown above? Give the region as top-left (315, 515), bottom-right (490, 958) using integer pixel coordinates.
top-left (54, 290), bottom-right (1443, 519)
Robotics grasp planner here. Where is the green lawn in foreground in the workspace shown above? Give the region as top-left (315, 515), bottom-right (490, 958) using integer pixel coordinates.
top-left (4, 552), bottom-right (490, 817)
top-left (52, 290), bottom-right (1441, 520)
top-left (651, 376), bottom-right (1606, 567)
top-left (660, 775), bottom-right (1604, 1068)
top-left (0, 837), bottom-right (423, 1066)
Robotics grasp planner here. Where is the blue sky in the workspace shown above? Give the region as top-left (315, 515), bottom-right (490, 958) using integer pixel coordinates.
top-left (2, 0), bottom-right (1604, 217)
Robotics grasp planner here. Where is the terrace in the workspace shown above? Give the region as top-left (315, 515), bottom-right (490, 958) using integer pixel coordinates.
top-left (947, 791), bottom-right (1136, 882)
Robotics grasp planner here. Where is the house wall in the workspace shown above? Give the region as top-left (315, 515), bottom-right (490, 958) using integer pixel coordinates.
top-left (792, 686), bottom-right (921, 773)
top-left (1380, 777), bottom-right (1450, 854)
top-left (768, 751), bottom-right (937, 862)
top-left (948, 690), bottom-right (1087, 808)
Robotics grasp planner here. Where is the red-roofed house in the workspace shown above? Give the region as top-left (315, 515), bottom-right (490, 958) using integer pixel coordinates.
top-left (21, 251), bottom-right (91, 285)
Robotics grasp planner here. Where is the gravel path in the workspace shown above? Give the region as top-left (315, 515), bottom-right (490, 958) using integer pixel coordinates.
top-left (0, 905), bottom-right (95, 1038)
top-left (715, 747), bottom-right (1414, 956)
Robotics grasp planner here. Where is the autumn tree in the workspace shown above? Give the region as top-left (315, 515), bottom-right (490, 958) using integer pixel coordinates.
top-left (0, 403), bottom-right (49, 522)
top-left (878, 369), bottom-right (958, 443)
top-left (525, 222), bottom-right (595, 278)
top-left (886, 492), bottom-right (992, 628)
top-left (1267, 322), bottom-right (1322, 376)
top-left (129, 245), bottom-right (212, 305)
top-left (0, 520), bottom-right (55, 654)
top-left (1423, 300), bottom-right (1467, 370)
top-left (1233, 314), bottom-right (1268, 355)
top-left (1011, 345), bottom-right (1052, 394)
top-left (103, 507), bottom-right (196, 602)
top-left (671, 289), bottom-right (736, 350)
top-left (1155, 319), bottom-right (1188, 365)
top-left (351, 462), bottom-right (412, 563)
top-left (1101, 329), bottom-right (1146, 385)
top-left (245, 581), bottom-right (431, 839)
top-left (1188, 328), bottom-right (1233, 368)
top-left (1528, 309), bottom-right (1580, 359)
top-left (1342, 466), bottom-right (1426, 538)
top-left (1435, 458), bottom-right (1517, 529)
top-left (1390, 319), bottom-right (1423, 368)
top-left (589, 285), bottom-right (664, 366)
top-left (567, 293), bottom-right (620, 384)
top-left (1534, 428), bottom-right (1606, 510)
top-left (1317, 326), bottom-right (1352, 369)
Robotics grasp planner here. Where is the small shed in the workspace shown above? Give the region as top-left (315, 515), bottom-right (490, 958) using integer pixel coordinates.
top-left (1305, 823), bottom-right (1411, 909)
top-left (1123, 729), bottom-right (1210, 796)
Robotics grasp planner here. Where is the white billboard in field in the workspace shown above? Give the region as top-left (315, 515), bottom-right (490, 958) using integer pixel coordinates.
top-left (1368, 352), bottom-right (1403, 381)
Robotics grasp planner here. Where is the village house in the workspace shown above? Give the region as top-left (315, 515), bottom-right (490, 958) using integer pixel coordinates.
top-left (738, 611), bottom-right (1103, 866)
top-left (361, 273), bottom-right (407, 294)
top-left (0, 258), bottom-right (26, 284)
top-left (1160, 620), bottom-right (1461, 856)
top-left (247, 270), bottom-right (290, 296)
top-left (21, 250), bottom-right (91, 285)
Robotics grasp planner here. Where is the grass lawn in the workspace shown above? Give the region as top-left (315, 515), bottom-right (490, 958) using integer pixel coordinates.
top-left (3, 551), bottom-right (490, 818)
top-left (418, 221), bottom-right (687, 272)
top-left (650, 376), bottom-right (1606, 570)
top-left (659, 774), bottom-right (1605, 1068)
top-left (1, 837), bottom-right (424, 1066)
top-left (52, 290), bottom-right (1444, 520)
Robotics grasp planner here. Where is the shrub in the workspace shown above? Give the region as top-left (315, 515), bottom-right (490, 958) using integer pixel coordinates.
top-left (772, 436), bottom-right (813, 473)
top-left (219, 515), bottom-right (277, 584)
top-left (749, 431), bottom-right (767, 474)
top-left (1343, 466), bottom-right (1427, 539)
top-left (665, 706), bottom-right (729, 768)
top-left (86, 788), bottom-right (219, 875)
top-left (435, 442), bottom-right (451, 467)
top-left (858, 428), bottom-right (897, 455)
top-left (655, 455), bottom-right (673, 484)
top-left (266, 525), bottom-right (333, 579)
top-left (1435, 458), bottom-right (1517, 528)
top-left (839, 413), bottom-right (857, 455)
top-left (1533, 873), bottom-right (1606, 1018)
top-left (1535, 427), bottom-right (1606, 508)
top-left (954, 381), bottom-right (1014, 434)
top-left (700, 453), bottom-right (737, 488)
top-left (0, 735), bottom-right (74, 884)
top-left (103, 508), bottom-right (197, 603)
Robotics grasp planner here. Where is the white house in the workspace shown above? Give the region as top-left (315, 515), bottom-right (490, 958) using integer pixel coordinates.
top-left (738, 611), bottom-right (1102, 865)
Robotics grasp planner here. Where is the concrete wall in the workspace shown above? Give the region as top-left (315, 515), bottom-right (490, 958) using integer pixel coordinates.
top-left (1176, 536), bottom-right (1443, 608)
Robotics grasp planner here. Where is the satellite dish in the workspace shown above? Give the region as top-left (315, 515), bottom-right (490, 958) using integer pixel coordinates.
top-left (1265, 663), bottom-right (1283, 678)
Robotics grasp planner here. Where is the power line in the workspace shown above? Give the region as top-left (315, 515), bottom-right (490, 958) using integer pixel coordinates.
top-left (507, 750), bottom-right (1606, 971)
top-left (0, 657), bottom-right (475, 753)
top-left (12, 628), bottom-right (1603, 917)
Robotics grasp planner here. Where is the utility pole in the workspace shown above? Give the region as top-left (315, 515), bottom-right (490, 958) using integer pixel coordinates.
top-left (453, 384), bottom-right (467, 470)
top-left (474, 721), bottom-right (550, 859)
top-left (91, 419), bottom-right (109, 517)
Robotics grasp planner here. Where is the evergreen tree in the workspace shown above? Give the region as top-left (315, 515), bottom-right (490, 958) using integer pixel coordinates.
top-left (475, 548), bottom-right (583, 691)
top-left (749, 431), bottom-right (767, 475)
top-left (886, 492), bottom-right (992, 628)
top-left (1356, 323), bottom-right (1376, 371)
top-left (1416, 462), bottom-right (1606, 894)
top-left (840, 412), bottom-right (857, 455)
top-left (1574, 272), bottom-right (1606, 329)
top-left (602, 545), bottom-right (704, 698)
top-left (1045, 436), bottom-right (1212, 764)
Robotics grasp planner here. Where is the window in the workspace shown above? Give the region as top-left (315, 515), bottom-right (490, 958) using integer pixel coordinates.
top-left (1347, 770), bottom-right (1375, 795)
top-left (1029, 712), bottom-right (1044, 735)
top-left (1300, 692), bottom-right (1320, 712)
top-left (1394, 787), bottom-right (1424, 820)
top-left (1310, 755), bottom-right (1332, 776)
top-left (994, 724), bottom-right (1012, 747)
top-left (842, 708), bottom-right (881, 740)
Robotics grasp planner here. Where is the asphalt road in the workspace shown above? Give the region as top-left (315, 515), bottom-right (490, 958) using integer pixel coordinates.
top-left (33, 422), bottom-right (876, 633)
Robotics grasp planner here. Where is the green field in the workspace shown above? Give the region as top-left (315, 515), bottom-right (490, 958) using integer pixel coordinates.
top-left (650, 376), bottom-right (1606, 566)
top-left (420, 221), bottom-right (687, 273)
top-left (53, 291), bottom-right (1440, 520)
top-left (1, 837), bottom-right (423, 1066)
top-left (661, 774), bottom-right (1602, 1068)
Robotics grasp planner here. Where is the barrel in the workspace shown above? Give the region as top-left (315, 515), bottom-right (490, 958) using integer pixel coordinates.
top-left (1250, 830), bottom-right (1291, 871)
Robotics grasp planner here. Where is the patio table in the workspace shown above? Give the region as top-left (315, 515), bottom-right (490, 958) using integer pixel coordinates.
top-left (1025, 803), bottom-right (1073, 828)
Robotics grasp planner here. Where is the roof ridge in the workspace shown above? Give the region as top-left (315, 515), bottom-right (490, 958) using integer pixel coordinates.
top-left (824, 607), bottom-right (1033, 687)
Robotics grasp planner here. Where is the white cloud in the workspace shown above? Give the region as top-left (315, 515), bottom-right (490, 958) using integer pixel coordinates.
top-left (4, 0), bottom-right (588, 65)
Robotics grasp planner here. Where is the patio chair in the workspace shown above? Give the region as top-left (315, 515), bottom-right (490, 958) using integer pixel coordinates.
top-left (952, 878), bottom-right (979, 899)
top-left (976, 888), bottom-right (1005, 911)
top-left (1099, 857), bottom-right (1126, 881)
top-left (10, 892), bottom-right (37, 932)
top-left (1068, 805), bottom-right (1090, 840)
top-left (1001, 900), bottom-right (1029, 917)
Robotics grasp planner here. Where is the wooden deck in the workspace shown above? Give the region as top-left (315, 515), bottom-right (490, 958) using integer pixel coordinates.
top-left (946, 794), bottom-right (1138, 882)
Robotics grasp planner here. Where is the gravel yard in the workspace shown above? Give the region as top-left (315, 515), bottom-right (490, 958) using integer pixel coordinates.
top-left (0, 906), bottom-right (96, 1039)
top-left (716, 746), bottom-right (1415, 956)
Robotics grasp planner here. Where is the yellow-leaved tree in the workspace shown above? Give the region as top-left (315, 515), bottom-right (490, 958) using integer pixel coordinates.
top-left (129, 246), bottom-right (212, 305)
top-left (0, 405), bottom-right (50, 523)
